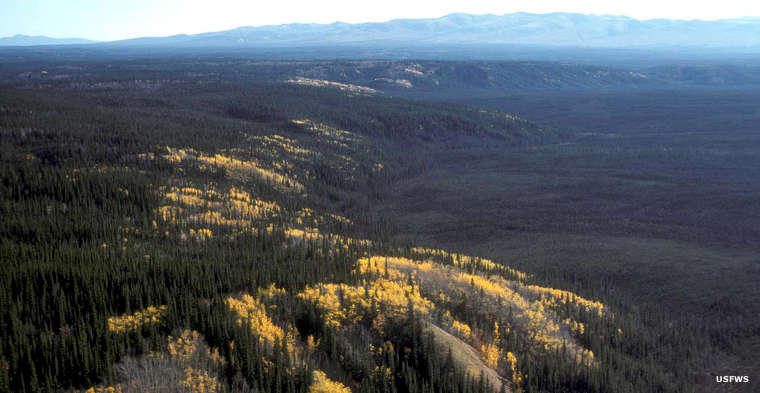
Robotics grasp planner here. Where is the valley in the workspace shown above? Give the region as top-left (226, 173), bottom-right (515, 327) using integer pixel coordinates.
top-left (0, 54), bottom-right (758, 393)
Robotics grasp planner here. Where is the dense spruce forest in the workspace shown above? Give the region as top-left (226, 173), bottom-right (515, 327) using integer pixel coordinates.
top-left (0, 57), bottom-right (758, 393)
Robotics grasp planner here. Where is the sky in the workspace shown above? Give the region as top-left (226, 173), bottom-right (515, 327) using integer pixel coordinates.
top-left (2, 0), bottom-right (759, 41)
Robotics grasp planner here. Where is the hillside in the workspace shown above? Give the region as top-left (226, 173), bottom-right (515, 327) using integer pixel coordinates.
top-left (0, 66), bottom-right (688, 393)
top-left (3, 58), bottom-right (759, 96)
top-left (83, 13), bottom-right (760, 49)
top-left (1, 56), bottom-right (757, 393)
top-left (0, 34), bottom-right (95, 46)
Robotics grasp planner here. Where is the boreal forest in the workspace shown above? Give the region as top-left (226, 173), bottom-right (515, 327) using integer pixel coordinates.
top-left (1, 49), bottom-right (759, 393)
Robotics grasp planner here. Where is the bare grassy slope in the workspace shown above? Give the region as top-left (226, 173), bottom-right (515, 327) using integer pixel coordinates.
top-left (427, 323), bottom-right (506, 392)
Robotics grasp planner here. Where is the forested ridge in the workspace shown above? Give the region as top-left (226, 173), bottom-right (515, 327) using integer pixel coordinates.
top-left (0, 71), bottom-right (726, 393)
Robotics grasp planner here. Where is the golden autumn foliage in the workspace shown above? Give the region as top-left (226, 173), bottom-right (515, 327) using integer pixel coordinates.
top-left (250, 134), bottom-right (316, 158)
top-left (258, 283), bottom-right (287, 299)
top-left (292, 251), bottom-right (602, 390)
top-left (409, 247), bottom-right (529, 281)
top-left (206, 347), bottom-right (226, 366)
top-left (84, 386), bottom-right (122, 393)
top-left (351, 255), bottom-right (599, 363)
top-left (285, 227), bottom-right (323, 242)
top-left (152, 182), bottom-right (288, 242)
top-left (107, 305), bottom-right (167, 333)
top-left (298, 267), bottom-right (434, 330)
top-left (168, 329), bottom-right (201, 360)
top-left (306, 335), bottom-right (318, 353)
top-left (453, 271), bottom-right (573, 352)
top-left (481, 344), bottom-right (500, 368)
top-left (327, 212), bottom-right (353, 225)
top-left (158, 185), bottom-right (279, 228)
top-left (295, 208), bottom-right (352, 227)
top-left (564, 318), bottom-right (585, 336)
top-left (575, 348), bottom-right (596, 366)
top-left (180, 367), bottom-right (220, 393)
top-left (309, 370), bottom-right (352, 393)
top-left (103, 246), bottom-right (601, 393)
top-left (102, 329), bottom-right (227, 393)
top-left (451, 319), bottom-right (472, 339)
top-left (506, 351), bottom-right (523, 390)
top-left (285, 227), bottom-right (370, 248)
top-left (226, 294), bottom-right (295, 351)
top-left (523, 284), bottom-right (605, 317)
top-left (162, 147), bottom-right (304, 192)
top-left (148, 147), bottom-right (363, 249)
top-left (187, 228), bottom-right (212, 241)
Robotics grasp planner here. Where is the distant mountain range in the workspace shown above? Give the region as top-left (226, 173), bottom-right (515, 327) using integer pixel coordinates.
top-left (3, 13), bottom-right (760, 49)
top-left (0, 34), bottom-right (96, 46)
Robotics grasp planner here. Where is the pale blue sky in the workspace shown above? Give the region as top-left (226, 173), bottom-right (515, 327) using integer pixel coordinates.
top-left (2, 0), bottom-right (759, 41)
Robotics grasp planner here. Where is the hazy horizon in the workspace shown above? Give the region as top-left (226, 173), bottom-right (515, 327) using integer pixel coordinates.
top-left (2, 0), bottom-right (759, 41)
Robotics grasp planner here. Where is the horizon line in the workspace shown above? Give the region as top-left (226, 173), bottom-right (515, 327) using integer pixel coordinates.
top-left (3, 11), bottom-right (759, 43)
